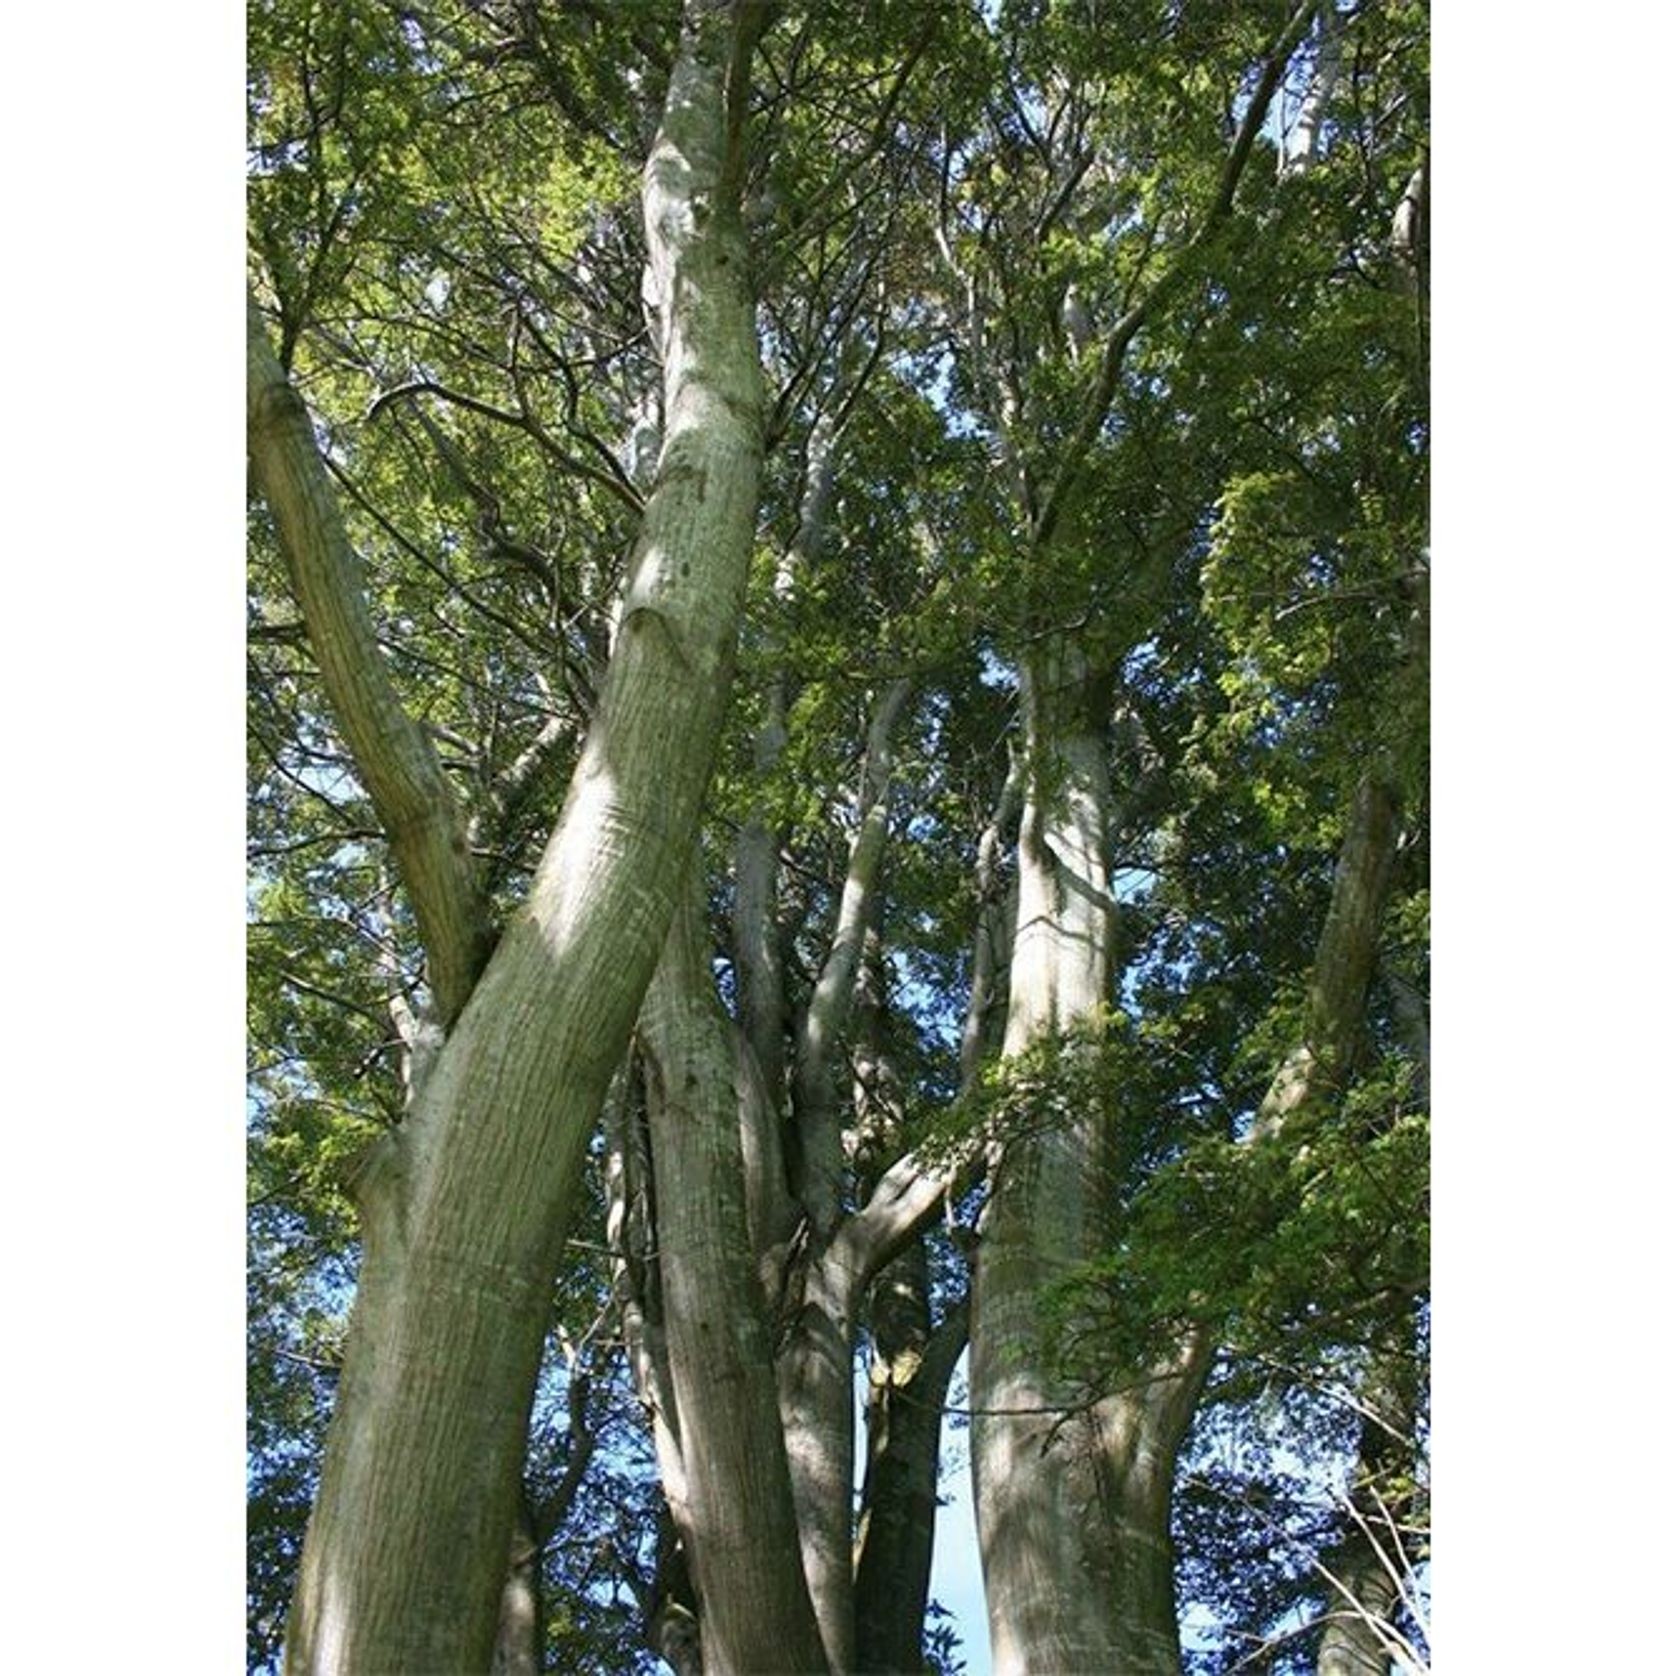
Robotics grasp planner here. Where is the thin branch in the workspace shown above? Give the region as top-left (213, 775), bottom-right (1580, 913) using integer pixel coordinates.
top-left (1031, 0), bottom-right (1319, 549)
top-left (368, 378), bottom-right (645, 515)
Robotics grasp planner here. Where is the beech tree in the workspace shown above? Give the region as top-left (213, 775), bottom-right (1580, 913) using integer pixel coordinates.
top-left (248, 2), bottom-right (1428, 1672)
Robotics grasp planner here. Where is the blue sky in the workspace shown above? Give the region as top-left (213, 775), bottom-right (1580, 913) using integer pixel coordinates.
top-left (925, 1352), bottom-right (991, 1675)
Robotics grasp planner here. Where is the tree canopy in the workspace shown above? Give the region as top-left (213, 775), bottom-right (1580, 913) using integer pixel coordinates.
top-left (247, 3), bottom-right (1429, 1671)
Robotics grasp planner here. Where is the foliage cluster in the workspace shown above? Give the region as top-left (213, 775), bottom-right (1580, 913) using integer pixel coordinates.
top-left (248, 0), bottom-right (1427, 1668)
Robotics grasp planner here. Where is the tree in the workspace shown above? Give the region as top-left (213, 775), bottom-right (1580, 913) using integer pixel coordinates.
top-left (251, 1), bottom-right (776, 1667)
top-left (247, 2), bottom-right (1429, 1671)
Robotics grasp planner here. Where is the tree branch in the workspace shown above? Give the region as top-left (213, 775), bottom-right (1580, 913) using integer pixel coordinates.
top-left (792, 677), bottom-right (914, 1232)
top-left (248, 286), bottom-right (491, 1028)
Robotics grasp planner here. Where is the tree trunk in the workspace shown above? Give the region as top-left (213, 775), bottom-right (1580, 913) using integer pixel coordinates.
top-left (854, 1246), bottom-right (969, 1676)
top-left (773, 1247), bottom-right (863, 1674)
top-left (635, 859), bottom-right (951, 1675)
top-left (490, 1503), bottom-right (542, 1676)
top-left (617, 662), bottom-right (936, 1675)
top-left (773, 676), bottom-right (914, 1675)
top-left (1256, 772), bottom-right (1402, 1140)
top-left (279, 5), bottom-right (770, 1668)
top-left (949, 26), bottom-right (1316, 1665)
top-left (639, 876), bottom-right (832, 1676)
top-left (1282, 1), bottom-right (1343, 177)
top-left (970, 638), bottom-right (1205, 1676)
top-left (792, 677), bottom-right (914, 1239)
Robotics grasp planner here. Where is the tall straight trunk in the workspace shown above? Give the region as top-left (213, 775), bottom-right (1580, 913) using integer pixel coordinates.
top-left (934, 24), bottom-right (1315, 1665)
top-left (639, 876), bottom-right (831, 1676)
top-left (954, 20), bottom-right (1380, 1661)
top-left (970, 638), bottom-right (1206, 1676)
top-left (279, 5), bottom-right (770, 1669)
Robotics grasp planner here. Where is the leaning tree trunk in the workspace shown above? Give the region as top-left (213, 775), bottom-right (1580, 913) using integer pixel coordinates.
top-left (619, 673), bottom-right (945, 1674)
top-left (970, 638), bottom-right (1207, 1676)
top-left (273, 5), bottom-right (771, 1669)
top-left (638, 875), bottom-right (831, 1676)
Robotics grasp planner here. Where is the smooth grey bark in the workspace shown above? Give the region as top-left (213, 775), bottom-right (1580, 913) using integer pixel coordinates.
top-left (247, 293), bottom-right (491, 1029)
top-left (1316, 1558), bottom-right (1401, 1676)
top-left (792, 677), bottom-right (914, 1237)
top-left (278, 5), bottom-right (771, 1669)
top-left (971, 637), bottom-right (1207, 1676)
top-left (972, 722), bottom-right (1405, 1675)
top-left (630, 865), bottom-right (953, 1676)
top-left (959, 26), bottom-right (1386, 1642)
top-left (770, 675), bottom-right (916, 1675)
top-left (639, 876), bottom-right (832, 1676)
top-left (616, 674), bottom-right (946, 1675)
top-left (490, 1503), bottom-right (542, 1676)
top-left (1391, 157), bottom-right (1428, 295)
top-left (632, 781), bottom-right (994, 1676)
top-left (772, 1241), bottom-right (863, 1674)
top-left (772, 1153), bottom-right (955, 1676)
